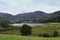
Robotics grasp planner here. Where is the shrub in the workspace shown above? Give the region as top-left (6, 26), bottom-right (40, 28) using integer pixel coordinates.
top-left (53, 31), bottom-right (58, 37)
top-left (20, 24), bottom-right (32, 36)
top-left (42, 33), bottom-right (50, 37)
top-left (39, 34), bottom-right (43, 37)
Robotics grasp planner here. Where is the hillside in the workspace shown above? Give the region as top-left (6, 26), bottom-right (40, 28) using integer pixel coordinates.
top-left (0, 11), bottom-right (48, 20)
top-left (0, 10), bottom-right (60, 22)
top-left (0, 12), bottom-right (15, 20)
top-left (48, 11), bottom-right (60, 22)
top-left (15, 11), bottom-right (48, 20)
top-left (39, 11), bottom-right (60, 23)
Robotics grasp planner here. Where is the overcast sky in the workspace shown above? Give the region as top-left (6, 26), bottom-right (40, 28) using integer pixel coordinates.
top-left (0, 0), bottom-right (60, 15)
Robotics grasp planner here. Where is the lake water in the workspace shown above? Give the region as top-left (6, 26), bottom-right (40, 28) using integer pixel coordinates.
top-left (10, 23), bottom-right (45, 27)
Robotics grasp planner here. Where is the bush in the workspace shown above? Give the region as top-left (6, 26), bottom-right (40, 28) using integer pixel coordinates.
top-left (42, 33), bottom-right (50, 37)
top-left (53, 31), bottom-right (58, 37)
top-left (20, 24), bottom-right (32, 36)
top-left (39, 34), bottom-right (43, 37)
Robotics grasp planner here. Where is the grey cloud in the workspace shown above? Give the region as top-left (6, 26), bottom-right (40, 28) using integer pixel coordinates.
top-left (0, 0), bottom-right (60, 15)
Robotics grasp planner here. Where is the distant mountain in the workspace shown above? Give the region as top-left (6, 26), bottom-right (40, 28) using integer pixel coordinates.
top-left (15, 11), bottom-right (48, 20)
top-left (48, 11), bottom-right (60, 22)
top-left (0, 10), bottom-right (60, 22)
top-left (39, 11), bottom-right (60, 22)
top-left (0, 11), bottom-right (48, 20)
top-left (0, 12), bottom-right (15, 20)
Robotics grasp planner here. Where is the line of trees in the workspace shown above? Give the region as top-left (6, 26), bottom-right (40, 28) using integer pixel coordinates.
top-left (39, 31), bottom-right (58, 37)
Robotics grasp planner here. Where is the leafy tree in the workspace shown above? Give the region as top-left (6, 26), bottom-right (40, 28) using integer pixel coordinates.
top-left (20, 24), bottom-right (32, 36)
top-left (0, 21), bottom-right (10, 28)
top-left (53, 31), bottom-right (58, 37)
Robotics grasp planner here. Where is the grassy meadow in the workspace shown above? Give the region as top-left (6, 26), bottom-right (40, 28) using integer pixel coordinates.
top-left (0, 34), bottom-right (60, 40)
top-left (32, 23), bottom-right (60, 36)
top-left (1, 23), bottom-right (60, 36)
top-left (0, 23), bottom-right (60, 40)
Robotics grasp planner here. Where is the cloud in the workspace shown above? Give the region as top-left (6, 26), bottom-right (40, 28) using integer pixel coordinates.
top-left (45, 0), bottom-right (60, 7)
top-left (0, 0), bottom-right (60, 15)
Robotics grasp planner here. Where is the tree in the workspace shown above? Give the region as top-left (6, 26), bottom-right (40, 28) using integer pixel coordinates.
top-left (0, 21), bottom-right (10, 28)
top-left (20, 24), bottom-right (32, 36)
top-left (43, 33), bottom-right (50, 37)
top-left (53, 31), bottom-right (58, 37)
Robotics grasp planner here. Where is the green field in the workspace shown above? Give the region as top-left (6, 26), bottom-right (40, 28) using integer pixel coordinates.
top-left (1, 23), bottom-right (60, 36)
top-left (0, 34), bottom-right (60, 40)
top-left (32, 23), bottom-right (60, 36)
top-left (0, 23), bottom-right (60, 40)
